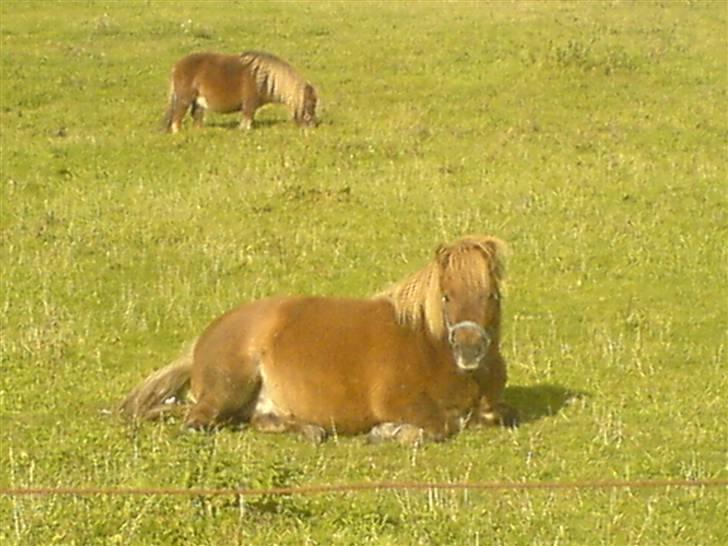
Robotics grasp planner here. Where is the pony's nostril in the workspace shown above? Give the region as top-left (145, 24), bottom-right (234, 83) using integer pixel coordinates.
top-left (461, 344), bottom-right (485, 360)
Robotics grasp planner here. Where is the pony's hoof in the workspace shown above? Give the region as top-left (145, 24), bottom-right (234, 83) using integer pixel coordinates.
top-left (367, 423), bottom-right (401, 444)
top-left (183, 414), bottom-right (217, 432)
top-left (183, 422), bottom-right (213, 433)
top-left (300, 424), bottom-right (328, 444)
top-left (493, 404), bottom-right (520, 428)
top-left (478, 403), bottom-right (519, 428)
top-left (500, 407), bottom-right (520, 428)
top-left (397, 426), bottom-right (426, 446)
top-left (368, 423), bottom-right (426, 446)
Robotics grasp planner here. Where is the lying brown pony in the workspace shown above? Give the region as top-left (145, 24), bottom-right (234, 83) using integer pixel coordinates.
top-left (164, 50), bottom-right (319, 132)
top-left (120, 236), bottom-right (517, 444)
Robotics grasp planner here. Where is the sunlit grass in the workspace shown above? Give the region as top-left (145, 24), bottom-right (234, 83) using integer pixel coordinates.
top-left (1, 1), bottom-right (726, 544)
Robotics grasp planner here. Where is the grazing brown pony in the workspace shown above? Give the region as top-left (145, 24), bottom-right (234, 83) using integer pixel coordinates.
top-left (164, 50), bottom-right (319, 133)
top-left (120, 235), bottom-right (517, 444)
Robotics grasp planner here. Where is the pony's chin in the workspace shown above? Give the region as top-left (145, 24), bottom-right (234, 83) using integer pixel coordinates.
top-left (455, 357), bottom-right (482, 372)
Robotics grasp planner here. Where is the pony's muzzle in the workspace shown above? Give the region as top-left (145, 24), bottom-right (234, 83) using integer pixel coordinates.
top-left (448, 321), bottom-right (491, 371)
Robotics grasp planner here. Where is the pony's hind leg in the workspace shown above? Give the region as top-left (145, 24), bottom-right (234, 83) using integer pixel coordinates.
top-left (168, 100), bottom-right (191, 134)
top-left (184, 399), bottom-right (220, 430)
top-left (247, 380), bottom-right (327, 442)
top-left (368, 423), bottom-right (426, 446)
top-left (166, 85), bottom-right (196, 134)
top-left (372, 391), bottom-right (455, 444)
top-left (190, 99), bottom-right (206, 128)
top-left (239, 97), bottom-right (260, 130)
top-left (185, 386), bottom-right (260, 431)
top-left (184, 354), bottom-right (262, 430)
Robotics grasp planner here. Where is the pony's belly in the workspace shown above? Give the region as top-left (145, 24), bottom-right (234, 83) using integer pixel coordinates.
top-left (196, 95), bottom-right (241, 114)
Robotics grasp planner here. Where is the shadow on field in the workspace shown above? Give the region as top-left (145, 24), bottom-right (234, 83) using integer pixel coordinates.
top-left (208, 118), bottom-right (287, 130)
top-left (505, 384), bottom-right (587, 425)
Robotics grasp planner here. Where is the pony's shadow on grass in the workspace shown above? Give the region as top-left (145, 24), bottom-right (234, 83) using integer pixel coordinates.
top-left (504, 383), bottom-right (588, 425)
top-left (208, 118), bottom-right (287, 130)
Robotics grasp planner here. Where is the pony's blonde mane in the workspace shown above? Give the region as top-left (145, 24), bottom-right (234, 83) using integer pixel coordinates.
top-left (378, 236), bottom-right (506, 339)
top-left (239, 50), bottom-right (314, 118)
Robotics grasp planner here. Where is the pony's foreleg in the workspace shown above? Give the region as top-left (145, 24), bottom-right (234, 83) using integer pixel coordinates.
top-left (239, 98), bottom-right (258, 130)
top-left (239, 112), bottom-right (254, 130)
top-left (190, 100), bottom-right (206, 128)
top-left (473, 352), bottom-right (519, 428)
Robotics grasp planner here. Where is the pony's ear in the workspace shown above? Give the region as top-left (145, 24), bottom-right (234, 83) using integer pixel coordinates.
top-left (475, 236), bottom-right (507, 280)
top-left (435, 243), bottom-right (451, 267)
top-left (477, 237), bottom-right (502, 257)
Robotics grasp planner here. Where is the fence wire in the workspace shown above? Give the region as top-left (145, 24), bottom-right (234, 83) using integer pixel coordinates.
top-left (2, 478), bottom-right (726, 498)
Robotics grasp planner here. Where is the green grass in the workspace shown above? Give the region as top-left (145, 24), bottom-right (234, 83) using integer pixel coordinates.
top-left (1, 0), bottom-right (726, 544)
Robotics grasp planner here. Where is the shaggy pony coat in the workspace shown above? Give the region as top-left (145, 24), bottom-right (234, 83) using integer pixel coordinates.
top-left (164, 50), bottom-right (319, 132)
top-left (120, 236), bottom-right (517, 444)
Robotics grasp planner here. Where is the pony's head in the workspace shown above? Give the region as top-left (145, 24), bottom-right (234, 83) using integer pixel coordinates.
top-left (240, 51), bottom-right (319, 128)
top-left (381, 235), bottom-right (506, 372)
top-left (435, 236), bottom-right (505, 371)
top-left (295, 82), bottom-right (319, 127)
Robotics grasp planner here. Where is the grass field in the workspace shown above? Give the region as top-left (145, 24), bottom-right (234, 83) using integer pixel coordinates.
top-left (1, 1), bottom-right (726, 544)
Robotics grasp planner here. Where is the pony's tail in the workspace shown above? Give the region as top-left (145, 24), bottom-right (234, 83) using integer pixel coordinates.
top-left (119, 340), bottom-right (195, 420)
